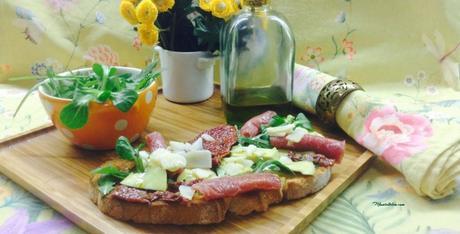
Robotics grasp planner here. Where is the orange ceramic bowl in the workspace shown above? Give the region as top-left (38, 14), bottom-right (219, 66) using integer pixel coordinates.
top-left (38, 67), bottom-right (158, 150)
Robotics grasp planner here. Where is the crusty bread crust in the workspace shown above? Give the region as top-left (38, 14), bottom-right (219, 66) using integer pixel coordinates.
top-left (90, 159), bottom-right (331, 225)
top-left (283, 167), bottom-right (331, 200)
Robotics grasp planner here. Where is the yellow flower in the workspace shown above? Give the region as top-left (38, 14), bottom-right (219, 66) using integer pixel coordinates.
top-left (152, 0), bottom-right (175, 12)
top-left (119, 1), bottom-right (139, 25)
top-left (210, 0), bottom-right (236, 19)
top-left (138, 23), bottom-right (159, 46)
top-left (233, 0), bottom-right (241, 10)
top-left (136, 0), bottom-right (158, 24)
top-left (199, 0), bottom-right (213, 12)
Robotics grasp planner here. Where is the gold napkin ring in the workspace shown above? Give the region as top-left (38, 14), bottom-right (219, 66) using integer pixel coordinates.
top-left (315, 79), bottom-right (364, 125)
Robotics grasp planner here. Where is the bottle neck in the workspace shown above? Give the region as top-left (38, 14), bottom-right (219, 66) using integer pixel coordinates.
top-left (242, 0), bottom-right (270, 11)
top-left (242, 4), bottom-right (270, 13)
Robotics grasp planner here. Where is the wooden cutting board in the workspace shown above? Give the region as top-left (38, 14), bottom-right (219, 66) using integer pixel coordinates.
top-left (0, 89), bottom-right (374, 234)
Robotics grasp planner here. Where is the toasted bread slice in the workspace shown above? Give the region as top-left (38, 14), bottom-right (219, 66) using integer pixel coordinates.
top-left (90, 159), bottom-right (331, 224)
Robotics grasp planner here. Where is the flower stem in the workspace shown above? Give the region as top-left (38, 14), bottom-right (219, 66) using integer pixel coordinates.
top-left (155, 21), bottom-right (168, 49)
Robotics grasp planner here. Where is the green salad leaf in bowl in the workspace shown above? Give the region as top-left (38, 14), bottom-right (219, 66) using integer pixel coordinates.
top-left (12, 61), bottom-right (160, 129)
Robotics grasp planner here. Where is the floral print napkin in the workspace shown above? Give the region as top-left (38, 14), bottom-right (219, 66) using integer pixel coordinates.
top-left (293, 64), bottom-right (460, 199)
top-left (1, 0), bottom-right (460, 232)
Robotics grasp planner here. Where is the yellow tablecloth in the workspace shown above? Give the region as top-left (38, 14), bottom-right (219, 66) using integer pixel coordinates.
top-left (1, 0), bottom-right (460, 233)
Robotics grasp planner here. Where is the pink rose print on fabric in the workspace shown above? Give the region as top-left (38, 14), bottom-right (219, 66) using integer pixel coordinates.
top-left (83, 45), bottom-right (120, 66)
top-left (357, 105), bottom-right (433, 165)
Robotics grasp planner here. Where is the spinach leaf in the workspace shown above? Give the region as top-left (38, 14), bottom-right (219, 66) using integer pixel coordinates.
top-left (131, 60), bottom-right (158, 83)
top-left (92, 63), bottom-right (104, 79)
top-left (108, 67), bottom-right (117, 77)
top-left (115, 136), bottom-right (145, 173)
top-left (97, 175), bottom-right (118, 196)
top-left (133, 157), bottom-right (145, 173)
top-left (239, 137), bottom-right (271, 148)
top-left (96, 90), bottom-right (111, 102)
top-left (293, 113), bottom-right (313, 131)
top-left (111, 89), bottom-right (138, 112)
top-left (46, 68), bottom-right (63, 97)
top-left (110, 76), bottom-right (122, 91)
top-left (93, 63), bottom-right (104, 80)
top-left (115, 136), bottom-right (136, 160)
top-left (59, 93), bottom-right (93, 129)
top-left (252, 159), bottom-right (295, 175)
top-left (285, 114), bottom-right (296, 124)
top-left (12, 61), bottom-right (160, 129)
top-left (116, 73), bottom-right (132, 80)
top-left (91, 166), bottom-right (129, 179)
top-left (134, 143), bottom-right (145, 153)
top-left (242, 113), bottom-right (313, 152)
top-left (130, 60), bottom-right (159, 91)
top-left (104, 77), bottom-right (116, 92)
top-left (135, 71), bottom-right (160, 91)
top-left (268, 115), bottom-right (286, 127)
top-left (12, 75), bottom-right (79, 117)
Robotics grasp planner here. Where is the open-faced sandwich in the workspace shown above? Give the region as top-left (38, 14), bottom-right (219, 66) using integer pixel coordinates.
top-left (90, 111), bottom-right (345, 225)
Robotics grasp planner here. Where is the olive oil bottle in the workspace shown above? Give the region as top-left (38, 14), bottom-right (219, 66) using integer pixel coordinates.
top-left (220, 0), bottom-right (295, 126)
top-left (222, 87), bottom-right (293, 126)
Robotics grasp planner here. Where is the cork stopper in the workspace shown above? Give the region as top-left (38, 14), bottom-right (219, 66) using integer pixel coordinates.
top-left (242, 0), bottom-right (269, 7)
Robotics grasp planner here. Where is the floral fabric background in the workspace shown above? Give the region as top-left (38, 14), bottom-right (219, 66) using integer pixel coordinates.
top-left (1, 0), bottom-right (460, 233)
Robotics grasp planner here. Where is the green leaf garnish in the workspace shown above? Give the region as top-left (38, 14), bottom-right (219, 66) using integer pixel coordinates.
top-left (133, 157), bottom-right (145, 173)
top-left (268, 115), bottom-right (286, 127)
top-left (97, 175), bottom-right (117, 196)
top-left (293, 113), bottom-right (313, 131)
top-left (111, 89), bottom-right (139, 112)
top-left (96, 90), bottom-right (111, 102)
top-left (135, 72), bottom-right (160, 91)
top-left (92, 63), bottom-right (104, 78)
top-left (108, 67), bottom-right (117, 77)
top-left (115, 136), bottom-right (136, 160)
top-left (238, 136), bottom-right (271, 148)
top-left (240, 113), bottom-right (314, 152)
top-left (91, 166), bottom-right (130, 179)
top-left (116, 73), bottom-right (132, 80)
top-left (93, 142), bottom-right (149, 196)
top-left (115, 136), bottom-right (145, 173)
top-left (135, 143), bottom-right (146, 153)
top-left (252, 159), bottom-right (295, 175)
top-left (132, 60), bottom-right (158, 82)
top-left (12, 60), bottom-right (159, 129)
top-left (59, 93), bottom-right (93, 129)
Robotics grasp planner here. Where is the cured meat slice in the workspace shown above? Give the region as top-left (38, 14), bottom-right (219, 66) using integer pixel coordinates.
top-left (271, 135), bottom-right (345, 163)
top-left (288, 151), bottom-right (336, 167)
top-left (111, 185), bottom-right (149, 204)
top-left (192, 173), bottom-right (281, 201)
top-left (111, 185), bottom-right (188, 204)
top-left (145, 132), bottom-right (167, 152)
top-left (193, 125), bottom-right (238, 166)
top-left (240, 111), bottom-right (277, 137)
top-left (311, 154), bottom-right (336, 167)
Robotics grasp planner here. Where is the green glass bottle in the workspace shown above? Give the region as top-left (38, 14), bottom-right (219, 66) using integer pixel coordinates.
top-left (220, 0), bottom-right (295, 126)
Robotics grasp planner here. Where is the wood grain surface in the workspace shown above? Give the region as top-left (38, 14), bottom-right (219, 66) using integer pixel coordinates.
top-left (0, 89), bottom-right (374, 234)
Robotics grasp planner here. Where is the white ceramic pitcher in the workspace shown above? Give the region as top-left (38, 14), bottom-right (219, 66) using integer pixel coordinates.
top-left (155, 46), bottom-right (215, 103)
